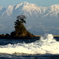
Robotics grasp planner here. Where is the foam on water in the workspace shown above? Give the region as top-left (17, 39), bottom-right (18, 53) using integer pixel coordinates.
top-left (0, 34), bottom-right (59, 54)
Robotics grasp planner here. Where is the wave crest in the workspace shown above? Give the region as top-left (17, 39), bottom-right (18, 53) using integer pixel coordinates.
top-left (0, 34), bottom-right (59, 54)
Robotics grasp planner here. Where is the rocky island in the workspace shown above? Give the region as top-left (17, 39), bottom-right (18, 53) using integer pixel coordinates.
top-left (0, 15), bottom-right (36, 39)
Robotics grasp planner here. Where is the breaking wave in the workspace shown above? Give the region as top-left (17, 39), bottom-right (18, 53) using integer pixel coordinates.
top-left (0, 34), bottom-right (59, 54)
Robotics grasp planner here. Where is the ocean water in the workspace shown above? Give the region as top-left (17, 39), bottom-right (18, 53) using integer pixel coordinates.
top-left (0, 34), bottom-right (59, 59)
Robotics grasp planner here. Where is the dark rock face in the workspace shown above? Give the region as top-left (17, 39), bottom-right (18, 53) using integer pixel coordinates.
top-left (11, 22), bottom-right (35, 37)
top-left (10, 15), bottom-right (35, 37)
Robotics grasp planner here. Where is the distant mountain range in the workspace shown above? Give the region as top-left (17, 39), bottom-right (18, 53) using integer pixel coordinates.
top-left (0, 2), bottom-right (59, 35)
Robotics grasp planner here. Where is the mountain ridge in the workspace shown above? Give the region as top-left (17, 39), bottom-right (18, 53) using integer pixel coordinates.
top-left (0, 2), bottom-right (59, 17)
top-left (0, 2), bottom-right (59, 35)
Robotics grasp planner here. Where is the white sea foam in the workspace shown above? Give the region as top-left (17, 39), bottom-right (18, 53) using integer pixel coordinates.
top-left (0, 34), bottom-right (59, 54)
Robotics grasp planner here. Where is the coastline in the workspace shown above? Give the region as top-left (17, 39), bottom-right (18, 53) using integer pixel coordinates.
top-left (0, 34), bottom-right (59, 39)
top-left (35, 35), bottom-right (59, 37)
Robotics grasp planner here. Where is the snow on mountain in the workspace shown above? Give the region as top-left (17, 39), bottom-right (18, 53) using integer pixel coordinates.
top-left (43, 4), bottom-right (59, 17)
top-left (0, 2), bottom-right (59, 35)
top-left (2, 5), bottom-right (15, 16)
top-left (0, 7), bottom-right (3, 10)
top-left (0, 2), bottom-right (48, 17)
top-left (1, 2), bottom-right (59, 17)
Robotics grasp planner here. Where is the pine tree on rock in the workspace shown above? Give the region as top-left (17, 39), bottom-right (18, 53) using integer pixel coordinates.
top-left (11, 15), bottom-right (35, 37)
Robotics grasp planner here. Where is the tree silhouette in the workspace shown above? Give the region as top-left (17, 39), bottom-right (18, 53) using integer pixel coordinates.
top-left (14, 15), bottom-right (27, 36)
top-left (17, 15), bottom-right (26, 23)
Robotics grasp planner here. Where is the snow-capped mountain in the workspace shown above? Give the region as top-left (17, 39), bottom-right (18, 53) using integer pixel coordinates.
top-left (1, 2), bottom-right (59, 17)
top-left (0, 2), bottom-right (59, 35)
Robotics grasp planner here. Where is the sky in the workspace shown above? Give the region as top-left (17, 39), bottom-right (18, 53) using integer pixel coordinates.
top-left (0, 0), bottom-right (59, 8)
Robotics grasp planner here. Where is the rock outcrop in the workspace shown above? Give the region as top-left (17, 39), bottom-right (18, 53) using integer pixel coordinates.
top-left (10, 15), bottom-right (35, 37)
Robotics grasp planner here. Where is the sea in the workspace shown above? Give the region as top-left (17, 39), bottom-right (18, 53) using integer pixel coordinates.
top-left (0, 34), bottom-right (59, 59)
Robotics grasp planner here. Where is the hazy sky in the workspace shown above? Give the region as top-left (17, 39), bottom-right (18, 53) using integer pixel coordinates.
top-left (0, 0), bottom-right (59, 7)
